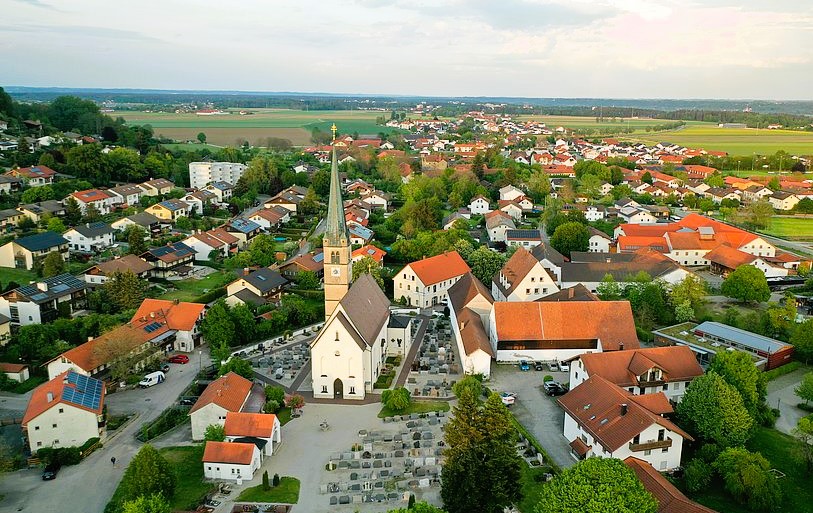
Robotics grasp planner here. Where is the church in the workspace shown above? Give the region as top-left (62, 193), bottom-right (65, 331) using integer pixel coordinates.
top-left (310, 127), bottom-right (402, 400)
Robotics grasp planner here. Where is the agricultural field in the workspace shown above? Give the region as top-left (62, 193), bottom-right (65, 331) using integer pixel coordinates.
top-left (514, 115), bottom-right (710, 133)
top-left (760, 216), bottom-right (813, 241)
top-left (113, 108), bottom-right (395, 147)
top-left (626, 125), bottom-right (813, 155)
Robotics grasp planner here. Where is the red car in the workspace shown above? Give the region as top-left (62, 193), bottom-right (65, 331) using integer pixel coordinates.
top-left (167, 354), bottom-right (189, 364)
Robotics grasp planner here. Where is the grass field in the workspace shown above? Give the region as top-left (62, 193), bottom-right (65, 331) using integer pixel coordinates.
top-left (114, 108), bottom-right (395, 146)
top-left (514, 115), bottom-right (710, 134)
top-left (761, 216), bottom-right (813, 241)
top-left (627, 125), bottom-right (813, 155)
top-left (160, 446), bottom-right (213, 511)
top-left (377, 400), bottom-right (450, 418)
top-left (157, 270), bottom-right (234, 302)
top-left (236, 477), bottom-right (300, 503)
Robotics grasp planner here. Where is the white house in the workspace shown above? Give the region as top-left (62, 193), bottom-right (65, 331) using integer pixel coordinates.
top-left (484, 211), bottom-right (516, 243)
top-left (223, 411), bottom-right (282, 456)
top-left (107, 183), bottom-right (145, 207)
top-left (202, 441), bottom-right (261, 482)
top-left (585, 206), bottom-right (606, 222)
top-left (71, 189), bottom-right (113, 215)
top-left (189, 372), bottom-right (263, 441)
top-left (768, 191), bottom-right (799, 211)
top-left (0, 274), bottom-right (88, 328)
top-left (569, 346), bottom-right (704, 402)
top-left (447, 273), bottom-right (496, 378)
top-left (559, 375), bottom-right (692, 470)
top-left (468, 195), bottom-right (492, 215)
top-left (394, 251), bottom-right (471, 308)
top-left (22, 371), bottom-right (105, 453)
top-left (0, 362), bottom-right (29, 382)
top-left (587, 228), bottom-right (612, 253)
top-left (189, 162), bottom-right (247, 189)
top-left (492, 247), bottom-right (560, 302)
top-left (63, 222), bottom-right (115, 253)
top-left (310, 274), bottom-right (391, 400)
top-left (499, 185), bottom-right (525, 202)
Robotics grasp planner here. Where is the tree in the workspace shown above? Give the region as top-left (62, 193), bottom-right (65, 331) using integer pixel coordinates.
top-left (465, 246), bottom-right (507, 285)
top-left (104, 270), bottom-right (146, 311)
top-left (442, 390), bottom-right (522, 513)
top-left (596, 274), bottom-right (623, 301)
top-left (67, 144), bottom-right (109, 184)
top-left (381, 387), bottom-right (411, 413)
top-left (117, 445), bottom-right (176, 505)
top-left (677, 372), bottom-right (754, 447)
top-left (22, 185), bottom-right (55, 203)
top-left (452, 375), bottom-right (483, 399)
top-left (121, 494), bottom-right (171, 513)
top-left (550, 222), bottom-right (589, 258)
top-left (352, 255), bottom-right (384, 289)
top-left (41, 251), bottom-right (65, 278)
top-left (669, 275), bottom-right (707, 315)
top-left (64, 196), bottom-right (82, 225)
top-left (265, 385), bottom-right (286, 405)
top-left (204, 424), bottom-right (226, 442)
top-left (714, 447), bottom-right (782, 511)
top-left (200, 301), bottom-right (235, 349)
top-left (708, 350), bottom-right (766, 418)
top-left (535, 458), bottom-right (658, 513)
top-left (795, 372), bottom-right (813, 405)
top-left (385, 503), bottom-right (445, 513)
top-left (721, 265), bottom-right (770, 303)
top-left (641, 171), bottom-right (653, 184)
top-left (299, 187), bottom-right (320, 215)
top-left (107, 147), bottom-right (144, 182)
top-left (790, 319), bottom-right (813, 363)
top-left (544, 212), bottom-right (569, 237)
top-left (46, 217), bottom-right (66, 233)
top-left (744, 199), bottom-right (774, 230)
top-left (287, 394), bottom-right (305, 410)
top-left (126, 226), bottom-right (148, 255)
top-left (683, 458), bottom-right (713, 493)
top-left (218, 357), bottom-right (254, 380)
top-left (174, 216), bottom-right (192, 230)
top-left (295, 270), bottom-right (321, 290)
top-left (262, 470), bottom-right (270, 491)
top-left (197, 132), bottom-right (207, 144)
top-left (83, 202), bottom-right (101, 223)
top-left (792, 416), bottom-right (813, 472)
top-left (471, 152), bottom-right (485, 180)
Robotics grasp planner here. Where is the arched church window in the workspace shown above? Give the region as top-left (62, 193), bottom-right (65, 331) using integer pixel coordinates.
top-left (331, 251), bottom-right (340, 264)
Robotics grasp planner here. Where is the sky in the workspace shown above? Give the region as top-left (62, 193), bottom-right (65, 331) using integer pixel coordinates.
top-left (2, 0), bottom-right (812, 100)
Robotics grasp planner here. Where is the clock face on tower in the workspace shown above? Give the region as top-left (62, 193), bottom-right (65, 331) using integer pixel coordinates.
top-left (331, 267), bottom-right (341, 277)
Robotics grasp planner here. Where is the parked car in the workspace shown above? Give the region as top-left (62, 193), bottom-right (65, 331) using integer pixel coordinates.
top-left (161, 364), bottom-right (170, 373)
top-left (559, 361), bottom-right (570, 372)
top-left (138, 371), bottom-right (166, 388)
top-left (42, 462), bottom-right (60, 480)
top-left (518, 360), bottom-right (530, 371)
top-left (543, 381), bottom-right (567, 396)
top-left (179, 397), bottom-right (195, 406)
top-left (500, 392), bottom-right (516, 406)
top-left (167, 354), bottom-right (189, 364)
top-left (534, 361), bottom-right (544, 371)
top-left (548, 361), bottom-right (559, 372)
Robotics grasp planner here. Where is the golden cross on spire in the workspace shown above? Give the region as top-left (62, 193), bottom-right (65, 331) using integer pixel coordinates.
top-left (331, 123), bottom-right (337, 142)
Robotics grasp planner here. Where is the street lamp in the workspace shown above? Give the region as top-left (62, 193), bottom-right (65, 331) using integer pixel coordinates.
top-left (199, 350), bottom-right (202, 374)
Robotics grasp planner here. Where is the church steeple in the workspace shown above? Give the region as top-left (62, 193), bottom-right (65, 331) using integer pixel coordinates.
top-left (322, 123), bottom-right (352, 320)
top-left (324, 125), bottom-right (348, 246)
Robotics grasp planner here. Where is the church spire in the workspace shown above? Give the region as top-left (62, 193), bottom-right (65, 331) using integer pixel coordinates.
top-left (324, 124), bottom-right (348, 246)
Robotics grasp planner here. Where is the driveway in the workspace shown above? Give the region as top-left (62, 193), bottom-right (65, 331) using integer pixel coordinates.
top-left (0, 349), bottom-right (211, 513)
top-left (767, 364), bottom-right (811, 435)
top-left (488, 364), bottom-right (575, 469)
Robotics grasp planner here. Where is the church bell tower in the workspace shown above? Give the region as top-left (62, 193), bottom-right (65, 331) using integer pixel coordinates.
top-left (323, 124), bottom-right (352, 320)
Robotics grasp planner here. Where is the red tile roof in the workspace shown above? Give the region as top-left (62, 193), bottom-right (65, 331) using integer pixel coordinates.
top-left (224, 412), bottom-right (278, 438)
top-left (202, 441), bottom-right (256, 464)
top-left (0, 362), bottom-right (28, 373)
top-left (405, 251), bottom-right (471, 286)
top-left (492, 301), bottom-right (639, 351)
top-left (23, 371), bottom-right (105, 426)
top-left (190, 372), bottom-right (253, 414)
top-left (131, 299), bottom-right (205, 331)
top-left (352, 245), bottom-right (386, 264)
top-left (624, 457), bottom-right (717, 513)
top-left (72, 189), bottom-right (111, 202)
top-left (578, 346), bottom-right (703, 388)
top-left (704, 245), bottom-right (757, 269)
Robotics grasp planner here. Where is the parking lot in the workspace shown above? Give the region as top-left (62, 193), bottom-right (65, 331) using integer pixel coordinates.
top-left (487, 363), bottom-right (576, 469)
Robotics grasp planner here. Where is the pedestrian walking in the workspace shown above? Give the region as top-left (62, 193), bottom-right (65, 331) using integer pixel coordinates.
top-left (111, 456), bottom-right (116, 467)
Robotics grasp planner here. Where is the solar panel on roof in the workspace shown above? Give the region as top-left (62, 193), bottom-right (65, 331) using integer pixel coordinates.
top-left (51, 284), bottom-right (69, 293)
top-left (30, 293), bottom-right (47, 301)
top-left (144, 321), bottom-right (162, 333)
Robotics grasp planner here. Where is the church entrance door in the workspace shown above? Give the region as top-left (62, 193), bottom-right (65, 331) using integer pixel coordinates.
top-left (333, 378), bottom-right (343, 397)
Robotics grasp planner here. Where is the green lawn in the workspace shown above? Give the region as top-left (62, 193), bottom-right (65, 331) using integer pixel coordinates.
top-left (3, 375), bottom-right (46, 394)
top-left (518, 464), bottom-right (552, 513)
top-left (156, 270), bottom-right (234, 301)
top-left (378, 400), bottom-right (451, 418)
top-left (0, 266), bottom-right (37, 286)
top-left (161, 142), bottom-right (224, 152)
top-left (277, 406), bottom-right (293, 426)
top-left (236, 476), bottom-right (300, 503)
top-left (160, 446), bottom-right (213, 511)
top-left (689, 427), bottom-right (813, 513)
top-left (627, 125), bottom-right (813, 155)
top-left (760, 217), bottom-right (813, 241)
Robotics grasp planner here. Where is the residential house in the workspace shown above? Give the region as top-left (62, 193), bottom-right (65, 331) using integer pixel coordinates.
top-left (351, 245), bottom-right (386, 265)
top-left (360, 190), bottom-right (390, 210)
top-left (223, 412), bottom-right (282, 456)
top-left (561, 251), bottom-right (691, 292)
top-left (202, 441), bottom-right (262, 482)
top-left (17, 200), bottom-right (66, 223)
top-left (181, 190), bottom-right (217, 214)
top-left (71, 189), bottom-right (113, 215)
top-left (264, 188), bottom-right (305, 213)
top-left (585, 205), bottom-right (606, 222)
top-left (0, 274), bottom-right (88, 327)
top-left (0, 362), bottom-right (29, 381)
top-left (5, 165), bottom-right (56, 187)
top-left (190, 372), bottom-right (265, 440)
top-left (0, 208), bottom-right (25, 230)
top-left (145, 199), bottom-right (192, 222)
top-left (506, 229), bottom-right (543, 249)
top-left (0, 174), bottom-right (23, 194)
top-left (498, 185), bottom-right (525, 202)
top-left (131, 298), bottom-right (207, 352)
top-left (83, 254), bottom-right (155, 285)
top-left (0, 231), bottom-right (68, 270)
top-left (140, 242), bottom-right (195, 277)
top-left (705, 245), bottom-right (788, 279)
top-left (447, 273), bottom-right (496, 377)
top-left (468, 195), bottom-right (492, 215)
top-left (189, 162), bottom-right (246, 189)
top-left (248, 206), bottom-right (290, 230)
top-left (768, 191), bottom-right (799, 211)
top-left (0, 314), bottom-right (10, 346)
top-left (139, 178), bottom-right (175, 197)
top-left (588, 228), bottom-right (612, 253)
top-left (442, 212), bottom-right (469, 231)
top-left (111, 211), bottom-right (162, 236)
top-left (394, 251), bottom-right (471, 308)
top-left (183, 228), bottom-right (239, 260)
top-left (63, 222), bottom-right (115, 253)
top-left (107, 184), bottom-right (145, 208)
top-left (225, 218), bottom-right (262, 249)
top-left (742, 185), bottom-right (773, 204)
top-left (569, 346), bottom-right (703, 403)
top-left (348, 222), bottom-right (374, 246)
top-left (492, 246), bottom-right (560, 302)
top-left (559, 375), bottom-right (692, 470)
top-left (22, 371), bottom-right (105, 453)
top-left (498, 200), bottom-right (524, 221)
top-left (485, 210), bottom-right (516, 243)
top-left (277, 250), bottom-right (324, 280)
top-left (225, 268), bottom-right (288, 307)
top-left (203, 181), bottom-right (234, 204)
top-left (489, 301), bottom-right (639, 363)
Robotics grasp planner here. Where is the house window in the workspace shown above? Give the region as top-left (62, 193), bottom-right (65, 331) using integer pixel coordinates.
top-left (321, 385), bottom-right (328, 393)
top-left (644, 449), bottom-right (651, 456)
top-left (34, 426), bottom-right (40, 431)
top-left (534, 288), bottom-right (539, 294)
top-left (349, 386), bottom-right (356, 394)
top-left (526, 289), bottom-right (530, 294)
top-left (662, 384), bottom-right (668, 391)
top-left (658, 429), bottom-right (665, 441)
top-left (632, 434), bottom-right (640, 445)
top-left (660, 461), bottom-right (667, 470)
top-left (52, 424), bottom-right (57, 428)
top-left (58, 408), bottom-right (63, 414)
top-left (662, 447), bottom-right (669, 453)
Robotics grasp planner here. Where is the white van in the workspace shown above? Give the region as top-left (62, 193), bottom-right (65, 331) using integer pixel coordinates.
top-left (138, 371), bottom-right (166, 388)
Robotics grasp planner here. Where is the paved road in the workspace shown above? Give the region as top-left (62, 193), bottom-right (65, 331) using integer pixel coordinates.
top-left (766, 364), bottom-right (811, 435)
top-left (0, 350), bottom-right (211, 513)
top-left (395, 315), bottom-right (429, 387)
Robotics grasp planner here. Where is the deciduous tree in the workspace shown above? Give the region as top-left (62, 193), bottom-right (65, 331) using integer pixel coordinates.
top-left (121, 493), bottom-right (171, 513)
top-left (204, 424), bottom-right (225, 442)
top-left (218, 357), bottom-right (254, 380)
top-left (117, 445), bottom-right (175, 506)
top-left (795, 372), bottom-right (813, 405)
top-left (708, 349), bottom-right (766, 417)
top-left (381, 387), bottom-right (411, 413)
top-left (714, 447), bottom-right (781, 511)
top-left (677, 372), bottom-right (754, 447)
top-left (104, 270), bottom-right (146, 311)
top-left (126, 226), bottom-right (148, 256)
top-left (352, 255), bottom-right (384, 289)
top-left (790, 319), bottom-right (813, 363)
top-left (465, 246), bottom-right (507, 285)
top-left (550, 222), bottom-right (589, 258)
top-left (721, 265), bottom-right (770, 303)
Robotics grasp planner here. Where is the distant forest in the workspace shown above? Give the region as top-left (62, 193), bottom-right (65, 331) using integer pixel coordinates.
top-left (5, 87), bottom-right (813, 130)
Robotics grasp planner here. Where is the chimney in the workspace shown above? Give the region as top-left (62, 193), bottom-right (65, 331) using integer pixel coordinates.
top-left (621, 403), bottom-right (628, 415)
top-left (46, 392), bottom-right (54, 402)
top-left (173, 298), bottom-right (180, 305)
top-left (619, 342), bottom-right (625, 351)
top-left (36, 282), bottom-right (48, 292)
top-left (87, 336), bottom-right (94, 342)
top-left (150, 312), bottom-right (155, 318)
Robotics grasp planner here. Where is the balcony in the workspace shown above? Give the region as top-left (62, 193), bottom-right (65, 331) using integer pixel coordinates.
top-left (629, 437), bottom-right (672, 452)
top-left (637, 379), bottom-right (666, 388)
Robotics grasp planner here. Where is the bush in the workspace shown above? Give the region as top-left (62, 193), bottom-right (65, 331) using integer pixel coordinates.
top-left (763, 361), bottom-right (802, 382)
top-left (193, 287), bottom-right (226, 304)
top-left (684, 458), bottom-right (713, 493)
top-left (264, 400), bottom-right (280, 414)
top-left (262, 470), bottom-right (270, 491)
top-left (543, 375), bottom-right (553, 383)
top-left (697, 443), bottom-right (721, 463)
top-left (273, 473), bottom-right (280, 487)
top-left (265, 385), bottom-right (285, 404)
